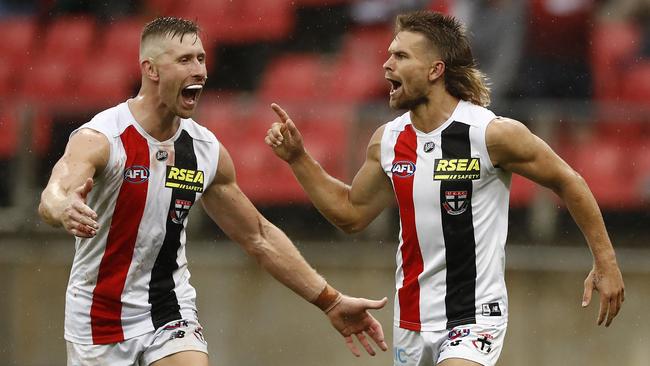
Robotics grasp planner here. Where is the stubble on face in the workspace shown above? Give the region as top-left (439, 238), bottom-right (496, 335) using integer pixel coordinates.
top-left (386, 32), bottom-right (435, 111)
top-left (154, 35), bottom-right (205, 119)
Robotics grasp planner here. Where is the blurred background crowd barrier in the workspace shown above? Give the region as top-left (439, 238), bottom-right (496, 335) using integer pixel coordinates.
top-left (0, 0), bottom-right (649, 365)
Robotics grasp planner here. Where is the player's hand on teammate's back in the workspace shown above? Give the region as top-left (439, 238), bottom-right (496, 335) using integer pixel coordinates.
top-left (582, 263), bottom-right (625, 327)
top-left (266, 103), bottom-right (306, 163)
top-left (325, 295), bottom-right (388, 357)
top-left (61, 178), bottom-right (99, 238)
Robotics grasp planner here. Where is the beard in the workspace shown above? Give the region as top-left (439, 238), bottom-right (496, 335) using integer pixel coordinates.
top-left (390, 93), bottom-right (429, 110)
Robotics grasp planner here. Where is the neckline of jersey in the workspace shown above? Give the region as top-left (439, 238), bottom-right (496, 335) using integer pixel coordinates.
top-left (409, 100), bottom-right (464, 137)
top-left (122, 101), bottom-right (185, 145)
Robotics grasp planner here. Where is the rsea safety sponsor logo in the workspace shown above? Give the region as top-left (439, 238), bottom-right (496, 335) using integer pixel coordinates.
top-left (165, 166), bottom-right (204, 192)
top-left (433, 158), bottom-right (480, 180)
top-left (123, 166), bottom-right (150, 184)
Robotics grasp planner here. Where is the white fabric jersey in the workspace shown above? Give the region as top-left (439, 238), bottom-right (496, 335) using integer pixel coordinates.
top-left (64, 102), bottom-right (220, 344)
top-left (380, 100), bottom-right (510, 332)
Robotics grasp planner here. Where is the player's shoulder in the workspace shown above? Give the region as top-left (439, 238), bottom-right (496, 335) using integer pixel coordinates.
top-left (384, 111), bottom-right (411, 132)
top-left (181, 118), bottom-right (219, 144)
top-left (453, 100), bottom-right (497, 128)
top-left (487, 117), bottom-right (530, 137)
top-left (72, 102), bottom-right (128, 141)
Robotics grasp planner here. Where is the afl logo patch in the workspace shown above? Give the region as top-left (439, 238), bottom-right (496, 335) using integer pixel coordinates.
top-left (156, 150), bottom-right (168, 161)
top-left (391, 161), bottom-right (416, 178)
top-left (423, 141), bottom-right (435, 153)
top-left (123, 165), bottom-right (150, 183)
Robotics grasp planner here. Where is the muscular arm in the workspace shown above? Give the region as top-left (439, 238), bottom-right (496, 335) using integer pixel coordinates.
top-left (201, 144), bottom-right (327, 301)
top-left (266, 105), bottom-right (394, 233)
top-left (202, 144), bottom-right (388, 356)
top-left (38, 128), bottom-right (108, 237)
top-left (487, 117), bottom-right (625, 326)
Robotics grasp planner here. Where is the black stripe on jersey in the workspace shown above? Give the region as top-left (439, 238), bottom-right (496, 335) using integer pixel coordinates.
top-left (149, 130), bottom-right (197, 329)
top-left (440, 121), bottom-right (477, 329)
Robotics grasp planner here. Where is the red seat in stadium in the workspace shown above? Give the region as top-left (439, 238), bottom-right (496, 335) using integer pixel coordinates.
top-left (509, 174), bottom-right (537, 208)
top-left (291, 0), bottom-right (349, 5)
top-left (0, 59), bottom-right (13, 98)
top-left (238, 0), bottom-right (294, 42)
top-left (258, 54), bottom-right (327, 102)
top-left (339, 26), bottom-right (393, 66)
top-left (620, 62), bottom-right (650, 104)
top-left (41, 16), bottom-right (96, 70)
top-left (169, 0), bottom-right (293, 44)
top-left (0, 106), bottom-right (20, 159)
top-left (594, 118), bottom-right (646, 145)
top-left (590, 22), bottom-right (641, 100)
top-left (569, 136), bottom-right (637, 209)
top-left (20, 59), bottom-right (73, 104)
top-left (326, 26), bottom-right (392, 102)
top-left (0, 106), bottom-right (52, 159)
top-left (97, 18), bottom-right (144, 79)
top-left (76, 59), bottom-right (133, 108)
top-left (296, 104), bottom-right (352, 180)
top-left (30, 108), bottom-right (53, 157)
top-left (327, 56), bottom-right (386, 102)
top-left (0, 17), bottom-right (36, 76)
top-left (231, 103), bottom-right (306, 204)
top-left (169, 0), bottom-right (239, 44)
top-left (196, 96), bottom-right (242, 143)
top-left (144, 0), bottom-right (179, 15)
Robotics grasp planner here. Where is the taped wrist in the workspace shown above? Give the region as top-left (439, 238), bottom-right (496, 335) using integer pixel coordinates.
top-left (312, 283), bottom-right (341, 313)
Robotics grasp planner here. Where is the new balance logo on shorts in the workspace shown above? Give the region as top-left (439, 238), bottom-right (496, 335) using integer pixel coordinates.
top-left (481, 302), bottom-right (502, 316)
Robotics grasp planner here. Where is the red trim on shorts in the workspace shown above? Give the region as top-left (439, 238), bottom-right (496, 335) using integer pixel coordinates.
top-left (90, 125), bottom-right (150, 344)
top-left (391, 124), bottom-right (424, 331)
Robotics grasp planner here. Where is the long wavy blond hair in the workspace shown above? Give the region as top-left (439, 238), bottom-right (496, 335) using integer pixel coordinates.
top-left (396, 10), bottom-right (491, 107)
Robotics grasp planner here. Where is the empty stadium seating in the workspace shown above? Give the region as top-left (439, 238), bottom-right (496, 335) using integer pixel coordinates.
top-left (591, 21), bottom-right (642, 101)
top-left (97, 18), bottom-right (144, 79)
top-left (0, 17), bottom-right (36, 75)
top-left (41, 16), bottom-right (96, 69)
top-left (1, 3), bottom-right (649, 211)
top-left (258, 53), bottom-right (327, 102)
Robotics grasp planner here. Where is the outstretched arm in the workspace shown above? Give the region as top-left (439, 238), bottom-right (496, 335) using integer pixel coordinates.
top-left (38, 129), bottom-right (108, 237)
top-left (201, 144), bottom-right (388, 356)
top-left (265, 103), bottom-right (394, 233)
top-left (487, 117), bottom-right (625, 327)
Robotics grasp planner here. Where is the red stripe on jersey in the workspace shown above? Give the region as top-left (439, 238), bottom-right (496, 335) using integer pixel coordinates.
top-left (90, 125), bottom-right (149, 344)
top-left (391, 124), bottom-right (424, 331)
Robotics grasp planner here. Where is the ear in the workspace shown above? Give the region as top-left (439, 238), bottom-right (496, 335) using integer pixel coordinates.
top-left (142, 58), bottom-right (159, 82)
top-left (428, 60), bottom-right (445, 82)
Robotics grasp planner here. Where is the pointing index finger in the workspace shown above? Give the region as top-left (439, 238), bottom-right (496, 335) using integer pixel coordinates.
top-left (271, 103), bottom-right (291, 123)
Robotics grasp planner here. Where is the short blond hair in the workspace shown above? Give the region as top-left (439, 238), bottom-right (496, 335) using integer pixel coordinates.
top-left (139, 17), bottom-right (201, 61)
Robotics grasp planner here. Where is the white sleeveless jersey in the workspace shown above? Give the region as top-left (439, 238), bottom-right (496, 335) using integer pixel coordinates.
top-left (64, 102), bottom-right (220, 344)
top-left (380, 100), bottom-right (510, 332)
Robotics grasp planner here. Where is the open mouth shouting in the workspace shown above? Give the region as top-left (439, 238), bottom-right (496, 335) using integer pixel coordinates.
top-left (387, 77), bottom-right (403, 97)
top-left (181, 83), bottom-right (203, 108)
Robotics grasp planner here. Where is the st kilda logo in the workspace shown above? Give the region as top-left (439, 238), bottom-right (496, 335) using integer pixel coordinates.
top-left (443, 190), bottom-right (469, 215)
top-left (170, 199), bottom-right (192, 224)
top-left (123, 165), bottom-right (150, 183)
top-left (391, 161), bottom-right (416, 178)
